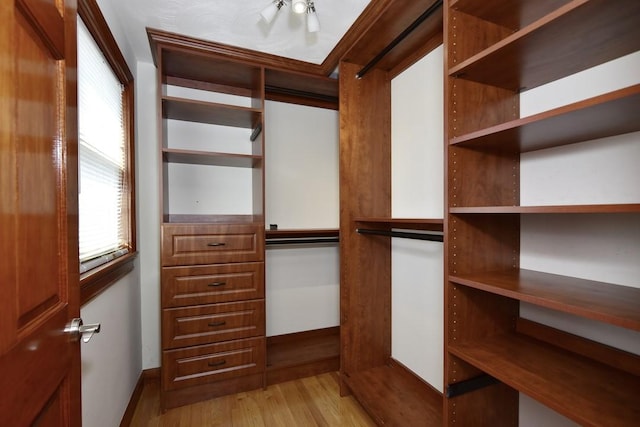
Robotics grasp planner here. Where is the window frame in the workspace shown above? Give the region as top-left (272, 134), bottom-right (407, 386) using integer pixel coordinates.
top-left (78, 0), bottom-right (136, 305)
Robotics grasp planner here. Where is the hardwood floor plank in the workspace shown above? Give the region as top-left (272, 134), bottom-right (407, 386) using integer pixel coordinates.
top-left (128, 372), bottom-right (375, 426)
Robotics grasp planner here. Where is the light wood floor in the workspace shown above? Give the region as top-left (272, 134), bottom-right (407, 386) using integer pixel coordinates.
top-left (129, 372), bottom-right (376, 426)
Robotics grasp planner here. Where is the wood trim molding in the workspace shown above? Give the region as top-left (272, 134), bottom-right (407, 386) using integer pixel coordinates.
top-left (80, 253), bottom-right (136, 305)
top-left (78, 0), bottom-right (133, 83)
top-left (148, 28), bottom-right (327, 76)
top-left (119, 368), bottom-right (160, 427)
top-left (320, 0), bottom-right (395, 72)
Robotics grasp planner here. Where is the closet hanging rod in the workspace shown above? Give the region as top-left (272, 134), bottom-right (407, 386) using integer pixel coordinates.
top-left (355, 0), bottom-right (443, 79)
top-left (266, 237), bottom-right (340, 246)
top-left (356, 228), bottom-right (443, 242)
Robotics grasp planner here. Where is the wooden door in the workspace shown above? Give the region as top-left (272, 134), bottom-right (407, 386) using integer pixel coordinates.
top-left (0, 0), bottom-right (81, 425)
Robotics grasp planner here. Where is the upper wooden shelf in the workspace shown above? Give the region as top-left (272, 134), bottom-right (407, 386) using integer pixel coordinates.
top-left (450, 269), bottom-right (640, 331)
top-left (449, 332), bottom-right (640, 426)
top-left (451, 0), bottom-right (571, 30)
top-left (158, 46), bottom-right (262, 91)
top-left (449, 204), bottom-right (640, 214)
top-left (450, 85), bottom-right (640, 152)
top-left (162, 148), bottom-right (261, 168)
top-left (354, 217), bottom-right (444, 232)
top-left (162, 214), bottom-right (263, 225)
top-left (448, 0), bottom-right (640, 91)
top-left (162, 96), bottom-right (262, 128)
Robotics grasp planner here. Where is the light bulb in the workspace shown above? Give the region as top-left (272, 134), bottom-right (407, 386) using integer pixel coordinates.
top-left (292, 0), bottom-right (307, 14)
top-left (260, 0), bottom-right (284, 24)
top-left (307, 2), bottom-right (319, 32)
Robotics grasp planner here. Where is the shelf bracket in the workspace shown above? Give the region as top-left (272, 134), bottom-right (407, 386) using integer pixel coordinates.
top-left (250, 123), bottom-right (262, 142)
top-left (445, 374), bottom-right (499, 398)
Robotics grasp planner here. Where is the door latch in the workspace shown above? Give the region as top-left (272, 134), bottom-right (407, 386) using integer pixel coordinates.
top-left (64, 318), bottom-right (101, 343)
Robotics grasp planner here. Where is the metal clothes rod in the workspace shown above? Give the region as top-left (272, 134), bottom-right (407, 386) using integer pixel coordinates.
top-left (355, 0), bottom-right (444, 79)
top-left (356, 228), bottom-right (443, 242)
top-left (266, 237), bottom-right (340, 246)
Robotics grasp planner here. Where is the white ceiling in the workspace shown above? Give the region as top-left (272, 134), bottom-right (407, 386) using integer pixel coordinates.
top-left (105, 0), bottom-right (371, 64)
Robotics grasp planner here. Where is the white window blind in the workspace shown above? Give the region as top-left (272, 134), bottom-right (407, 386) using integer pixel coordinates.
top-left (78, 19), bottom-right (128, 273)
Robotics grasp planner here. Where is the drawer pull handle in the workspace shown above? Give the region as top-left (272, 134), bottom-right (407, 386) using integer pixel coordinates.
top-left (207, 242), bottom-right (226, 247)
top-left (208, 282), bottom-right (227, 287)
top-left (208, 321), bottom-right (226, 327)
top-left (208, 360), bottom-right (226, 367)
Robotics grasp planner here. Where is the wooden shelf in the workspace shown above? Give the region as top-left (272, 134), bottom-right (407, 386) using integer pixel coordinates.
top-left (449, 332), bottom-right (640, 427)
top-left (449, 85), bottom-right (640, 152)
top-left (354, 217), bottom-right (444, 232)
top-left (449, 204), bottom-right (640, 214)
top-left (162, 148), bottom-right (261, 168)
top-left (266, 327), bottom-right (339, 386)
top-left (450, 269), bottom-right (640, 331)
top-left (344, 362), bottom-right (442, 426)
top-left (162, 214), bottom-right (263, 225)
top-left (451, 0), bottom-right (571, 30)
top-left (448, 0), bottom-right (640, 91)
top-left (162, 96), bottom-right (262, 128)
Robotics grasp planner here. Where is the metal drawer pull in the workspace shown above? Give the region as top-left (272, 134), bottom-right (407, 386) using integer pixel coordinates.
top-left (208, 321), bottom-right (227, 327)
top-left (207, 242), bottom-right (226, 247)
top-left (208, 360), bottom-right (226, 367)
top-left (208, 281), bottom-right (226, 287)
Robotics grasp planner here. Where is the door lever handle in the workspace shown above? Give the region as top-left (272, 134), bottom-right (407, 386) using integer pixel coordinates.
top-left (65, 318), bottom-right (101, 343)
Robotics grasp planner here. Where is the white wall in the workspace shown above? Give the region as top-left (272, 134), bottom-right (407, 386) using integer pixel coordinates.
top-left (518, 50), bottom-right (640, 426)
top-left (81, 3), bottom-right (142, 426)
top-left (80, 270), bottom-right (141, 427)
top-left (264, 101), bottom-right (340, 336)
top-left (136, 60), bottom-right (162, 370)
top-left (390, 46), bottom-right (444, 392)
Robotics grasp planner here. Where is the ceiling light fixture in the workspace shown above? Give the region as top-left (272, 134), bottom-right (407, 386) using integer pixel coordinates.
top-left (260, 0), bottom-right (321, 33)
top-left (260, 0), bottom-right (286, 24)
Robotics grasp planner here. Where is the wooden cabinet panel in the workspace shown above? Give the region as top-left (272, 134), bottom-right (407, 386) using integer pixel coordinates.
top-left (162, 300), bottom-right (265, 349)
top-left (162, 223), bottom-right (264, 266)
top-left (162, 262), bottom-right (264, 307)
top-left (162, 337), bottom-right (265, 391)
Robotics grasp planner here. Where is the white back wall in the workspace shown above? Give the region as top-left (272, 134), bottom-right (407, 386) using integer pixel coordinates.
top-left (264, 101), bottom-right (340, 336)
top-left (518, 50), bottom-right (640, 426)
top-left (265, 101), bottom-right (339, 229)
top-left (390, 45), bottom-right (444, 393)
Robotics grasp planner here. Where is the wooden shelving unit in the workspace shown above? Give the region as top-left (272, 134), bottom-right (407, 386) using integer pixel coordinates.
top-left (344, 362), bottom-right (443, 426)
top-left (264, 230), bottom-right (340, 385)
top-left (266, 327), bottom-right (340, 386)
top-left (339, 1), bottom-right (444, 425)
top-left (445, 0), bottom-right (640, 425)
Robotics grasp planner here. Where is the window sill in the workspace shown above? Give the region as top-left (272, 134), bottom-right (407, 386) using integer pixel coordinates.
top-left (80, 251), bottom-right (137, 305)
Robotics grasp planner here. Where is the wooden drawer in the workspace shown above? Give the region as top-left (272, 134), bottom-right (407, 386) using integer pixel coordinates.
top-left (162, 262), bottom-right (264, 308)
top-left (162, 223), bottom-right (264, 266)
top-left (162, 337), bottom-right (265, 391)
top-left (162, 300), bottom-right (265, 349)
